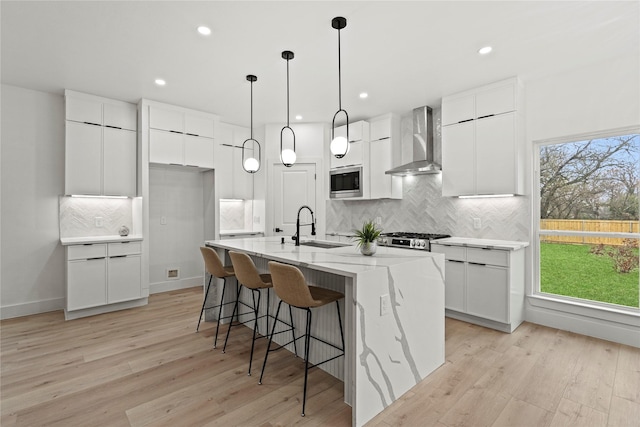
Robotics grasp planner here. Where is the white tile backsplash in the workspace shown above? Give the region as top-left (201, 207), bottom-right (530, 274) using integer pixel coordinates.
top-left (59, 196), bottom-right (133, 238)
top-left (220, 199), bottom-right (254, 231)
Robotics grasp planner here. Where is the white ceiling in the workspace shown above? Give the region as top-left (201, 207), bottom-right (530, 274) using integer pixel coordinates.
top-left (2, 1), bottom-right (638, 127)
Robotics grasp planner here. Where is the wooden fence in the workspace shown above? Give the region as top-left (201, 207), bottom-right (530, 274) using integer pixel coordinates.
top-left (540, 219), bottom-right (639, 246)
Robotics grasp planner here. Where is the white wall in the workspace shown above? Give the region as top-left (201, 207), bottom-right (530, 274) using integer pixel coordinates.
top-left (1, 84), bottom-right (66, 318)
top-left (148, 166), bottom-right (208, 293)
top-left (523, 54), bottom-right (640, 347)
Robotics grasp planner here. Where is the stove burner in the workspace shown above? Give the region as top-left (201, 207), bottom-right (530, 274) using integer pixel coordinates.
top-left (381, 232), bottom-right (451, 240)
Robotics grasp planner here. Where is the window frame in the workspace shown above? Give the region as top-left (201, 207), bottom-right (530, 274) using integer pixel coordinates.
top-left (532, 126), bottom-right (640, 321)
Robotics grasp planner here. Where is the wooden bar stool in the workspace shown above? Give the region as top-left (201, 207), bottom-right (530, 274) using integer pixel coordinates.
top-left (259, 261), bottom-right (345, 417)
top-left (224, 251), bottom-right (297, 376)
top-left (198, 247), bottom-right (236, 349)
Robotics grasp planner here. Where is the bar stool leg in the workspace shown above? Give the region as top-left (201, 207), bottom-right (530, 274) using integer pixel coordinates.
top-left (196, 275), bottom-right (213, 332)
top-left (301, 308), bottom-right (312, 417)
top-left (248, 288), bottom-right (261, 376)
top-left (289, 305), bottom-right (298, 357)
top-left (336, 300), bottom-right (345, 351)
top-left (222, 284), bottom-right (243, 353)
top-left (258, 300), bottom-right (283, 385)
top-left (212, 277), bottom-right (228, 348)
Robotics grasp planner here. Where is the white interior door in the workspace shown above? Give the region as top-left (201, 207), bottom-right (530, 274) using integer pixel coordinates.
top-left (273, 163), bottom-right (316, 238)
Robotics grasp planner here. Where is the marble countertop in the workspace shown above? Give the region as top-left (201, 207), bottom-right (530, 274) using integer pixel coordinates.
top-left (60, 235), bottom-right (143, 246)
top-left (219, 230), bottom-right (264, 236)
top-left (205, 236), bottom-right (441, 278)
top-left (326, 231), bottom-right (356, 237)
top-left (433, 237), bottom-right (529, 251)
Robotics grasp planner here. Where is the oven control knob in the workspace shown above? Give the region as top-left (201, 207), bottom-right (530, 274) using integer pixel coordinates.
top-left (380, 237), bottom-right (387, 245)
top-left (410, 239), bottom-right (416, 248)
top-left (420, 240), bottom-right (427, 249)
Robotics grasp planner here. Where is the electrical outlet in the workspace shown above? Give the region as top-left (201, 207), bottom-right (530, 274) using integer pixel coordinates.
top-left (473, 217), bottom-right (481, 229)
top-left (160, 216), bottom-right (167, 225)
top-left (375, 216), bottom-right (382, 225)
top-left (95, 217), bottom-right (103, 228)
top-left (380, 294), bottom-right (391, 316)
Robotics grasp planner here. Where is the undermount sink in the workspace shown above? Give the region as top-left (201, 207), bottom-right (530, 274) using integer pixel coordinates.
top-left (299, 241), bottom-right (347, 249)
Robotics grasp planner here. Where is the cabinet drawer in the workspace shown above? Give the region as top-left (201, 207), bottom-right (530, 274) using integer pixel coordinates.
top-left (108, 241), bottom-right (142, 256)
top-left (431, 244), bottom-right (465, 261)
top-left (67, 244), bottom-right (107, 260)
top-left (467, 247), bottom-right (508, 267)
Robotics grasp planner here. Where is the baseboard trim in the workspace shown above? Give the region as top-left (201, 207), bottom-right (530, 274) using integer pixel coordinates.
top-left (64, 298), bottom-right (148, 320)
top-left (150, 277), bottom-right (203, 294)
top-left (0, 297), bottom-right (65, 320)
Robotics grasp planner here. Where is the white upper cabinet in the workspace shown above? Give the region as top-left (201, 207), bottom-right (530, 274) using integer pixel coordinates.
top-left (368, 114), bottom-right (402, 200)
top-left (66, 96), bottom-right (103, 125)
top-left (330, 120), bottom-right (369, 169)
top-left (64, 90), bottom-right (138, 197)
top-left (104, 103), bottom-right (137, 131)
top-left (147, 103), bottom-right (216, 169)
top-left (215, 123), bottom-right (253, 200)
top-left (441, 77), bottom-right (524, 197)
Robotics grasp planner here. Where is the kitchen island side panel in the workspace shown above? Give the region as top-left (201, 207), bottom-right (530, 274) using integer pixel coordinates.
top-left (354, 254), bottom-right (445, 426)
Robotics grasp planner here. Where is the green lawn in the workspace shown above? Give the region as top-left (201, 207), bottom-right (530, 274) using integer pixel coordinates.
top-left (540, 242), bottom-right (639, 308)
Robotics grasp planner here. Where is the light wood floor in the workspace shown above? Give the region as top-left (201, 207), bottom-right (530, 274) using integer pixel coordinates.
top-left (1, 287), bottom-right (638, 427)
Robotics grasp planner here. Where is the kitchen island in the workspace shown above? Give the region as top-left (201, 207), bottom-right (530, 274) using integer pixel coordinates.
top-left (204, 237), bottom-right (445, 426)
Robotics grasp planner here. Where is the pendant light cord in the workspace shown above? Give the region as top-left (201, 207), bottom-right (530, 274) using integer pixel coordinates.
top-left (337, 27), bottom-right (342, 111)
top-left (250, 80), bottom-right (254, 140)
top-left (286, 57), bottom-right (290, 127)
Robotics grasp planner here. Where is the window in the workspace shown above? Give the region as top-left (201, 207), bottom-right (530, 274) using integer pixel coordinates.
top-left (534, 129), bottom-right (639, 311)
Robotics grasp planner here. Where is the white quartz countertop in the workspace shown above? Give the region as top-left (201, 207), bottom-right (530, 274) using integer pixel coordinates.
top-left (205, 236), bottom-right (442, 278)
top-left (60, 235), bottom-right (143, 246)
top-left (433, 237), bottom-right (529, 251)
top-left (219, 230), bottom-right (264, 236)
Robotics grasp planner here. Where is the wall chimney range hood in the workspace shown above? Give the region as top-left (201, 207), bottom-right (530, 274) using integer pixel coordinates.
top-left (385, 105), bottom-right (441, 176)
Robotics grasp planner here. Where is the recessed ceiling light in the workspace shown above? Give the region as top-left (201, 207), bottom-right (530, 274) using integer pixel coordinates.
top-left (197, 26), bottom-right (211, 36)
top-left (295, 115), bottom-right (303, 120)
top-left (155, 79), bottom-right (166, 86)
top-left (359, 92), bottom-right (368, 99)
top-left (478, 46), bottom-right (492, 55)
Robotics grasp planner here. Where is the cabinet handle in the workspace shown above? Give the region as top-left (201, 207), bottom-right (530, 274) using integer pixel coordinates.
top-left (221, 143), bottom-right (234, 147)
top-left (447, 259), bottom-right (465, 263)
top-left (169, 130), bottom-right (182, 134)
top-left (83, 243), bottom-right (94, 246)
top-left (104, 125), bottom-right (122, 130)
top-left (185, 164), bottom-right (199, 168)
top-left (83, 121), bottom-right (101, 126)
top-left (87, 257), bottom-right (106, 261)
top-left (458, 118), bottom-right (474, 123)
top-left (477, 114), bottom-right (495, 119)
top-left (110, 255), bottom-right (127, 259)
top-left (169, 163), bottom-right (183, 166)
top-left (468, 262), bottom-right (486, 266)
top-left (185, 133), bottom-right (199, 137)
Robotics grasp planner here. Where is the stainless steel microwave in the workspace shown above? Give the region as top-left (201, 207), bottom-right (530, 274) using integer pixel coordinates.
top-left (330, 166), bottom-right (363, 199)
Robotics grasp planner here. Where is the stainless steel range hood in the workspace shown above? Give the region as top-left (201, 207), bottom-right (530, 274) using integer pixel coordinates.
top-left (385, 105), bottom-right (441, 176)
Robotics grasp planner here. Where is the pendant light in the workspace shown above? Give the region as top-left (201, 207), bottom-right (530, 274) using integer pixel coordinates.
top-left (280, 50), bottom-right (296, 167)
top-left (329, 16), bottom-right (349, 159)
top-left (242, 74), bottom-right (261, 173)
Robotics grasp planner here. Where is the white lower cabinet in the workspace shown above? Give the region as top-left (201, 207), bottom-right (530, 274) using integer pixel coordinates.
top-left (431, 242), bottom-right (525, 332)
top-left (66, 242), bottom-right (142, 313)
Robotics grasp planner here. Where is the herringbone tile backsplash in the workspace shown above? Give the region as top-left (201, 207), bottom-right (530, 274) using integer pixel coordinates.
top-left (326, 176), bottom-right (530, 241)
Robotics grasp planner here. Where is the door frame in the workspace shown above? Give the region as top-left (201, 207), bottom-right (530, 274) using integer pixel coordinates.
top-left (265, 157), bottom-right (325, 239)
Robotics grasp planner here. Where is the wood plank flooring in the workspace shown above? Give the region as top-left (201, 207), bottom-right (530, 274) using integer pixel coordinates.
top-left (1, 287), bottom-right (638, 426)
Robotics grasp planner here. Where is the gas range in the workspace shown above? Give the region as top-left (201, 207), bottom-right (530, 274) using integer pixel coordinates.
top-left (378, 232), bottom-right (451, 251)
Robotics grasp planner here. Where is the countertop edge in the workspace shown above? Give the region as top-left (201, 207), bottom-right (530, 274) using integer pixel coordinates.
top-left (61, 235), bottom-right (144, 245)
top-left (432, 237), bottom-right (529, 251)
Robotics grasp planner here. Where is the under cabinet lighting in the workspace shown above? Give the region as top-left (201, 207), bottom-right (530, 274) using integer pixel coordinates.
top-left (458, 194), bottom-right (514, 199)
top-left (70, 194), bottom-right (129, 199)
top-left (220, 198), bottom-right (244, 202)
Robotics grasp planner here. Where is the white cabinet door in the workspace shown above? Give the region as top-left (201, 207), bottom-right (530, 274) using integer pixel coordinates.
top-left (104, 103), bottom-right (137, 131)
top-left (466, 263), bottom-right (509, 323)
top-left (66, 96), bottom-right (102, 125)
top-left (476, 84), bottom-right (516, 118)
top-left (149, 106), bottom-right (183, 132)
top-left (441, 94), bottom-right (475, 126)
top-left (369, 138), bottom-right (392, 199)
top-left (215, 143), bottom-right (235, 199)
top-left (348, 121), bottom-right (364, 142)
top-left (369, 117), bottom-right (391, 141)
top-left (232, 145), bottom-right (253, 200)
top-left (108, 255), bottom-right (141, 303)
top-left (185, 114), bottom-right (214, 138)
top-left (184, 136), bottom-right (214, 168)
top-left (67, 258), bottom-right (107, 310)
top-left (65, 121), bottom-right (102, 195)
top-left (444, 259), bottom-right (466, 312)
top-left (149, 129), bottom-right (183, 165)
top-left (475, 113), bottom-right (516, 195)
top-left (103, 128), bottom-right (137, 196)
top-left (331, 140), bottom-right (364, 168)
top-left (442, 121), bottom-right (475, 196)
